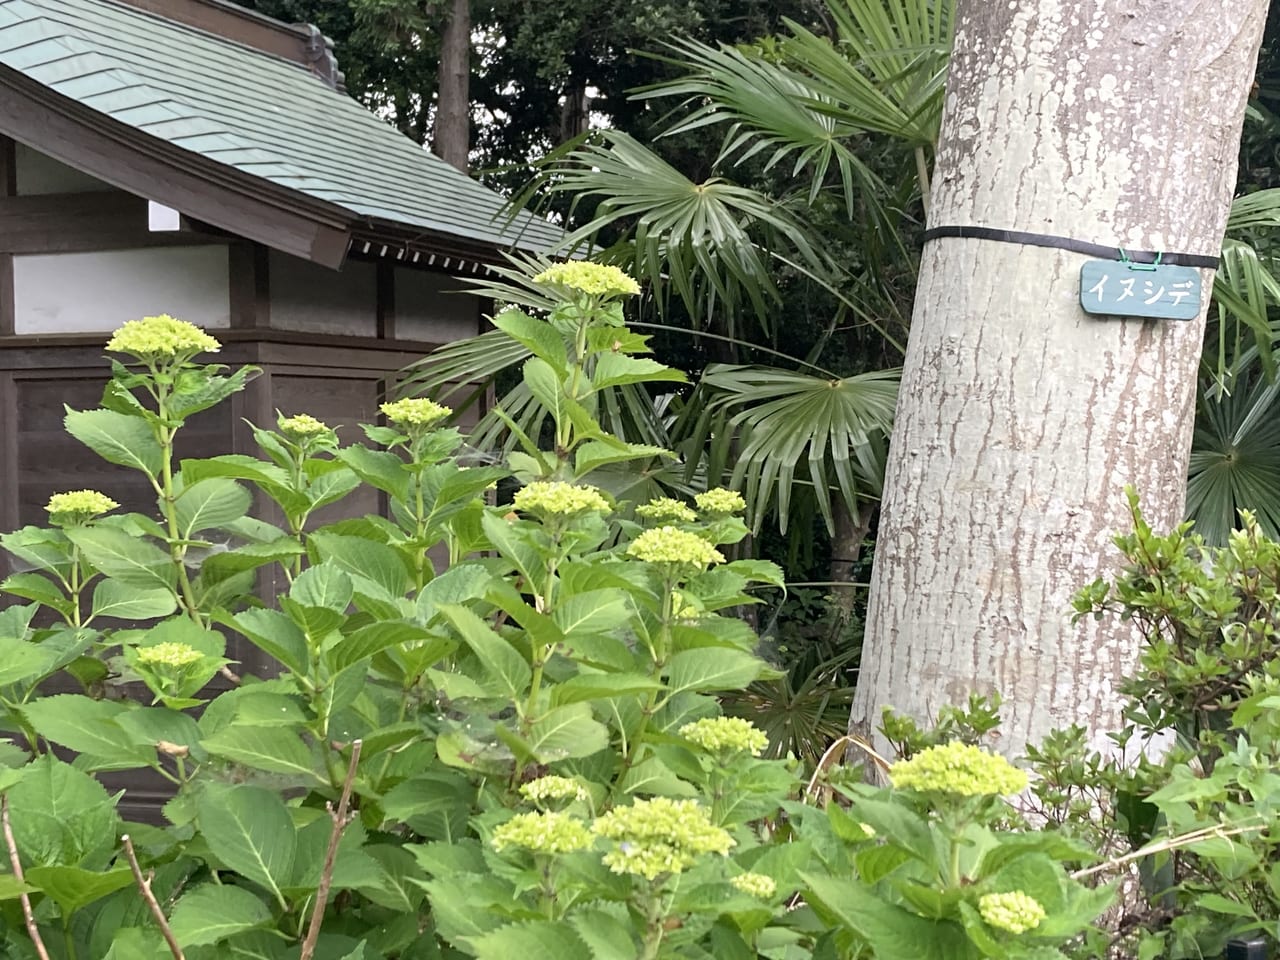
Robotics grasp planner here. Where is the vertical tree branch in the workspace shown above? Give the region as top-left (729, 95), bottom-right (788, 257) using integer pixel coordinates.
top-left (2, 795), bottom-right (51, 960)
top-left (299, 739), bottom-right (363, 960)
top-left (121, 834), bottom-right (183, 960)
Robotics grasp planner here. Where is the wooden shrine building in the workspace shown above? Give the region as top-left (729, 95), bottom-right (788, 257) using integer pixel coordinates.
top-left (0, 0), bottom-right (562, 563)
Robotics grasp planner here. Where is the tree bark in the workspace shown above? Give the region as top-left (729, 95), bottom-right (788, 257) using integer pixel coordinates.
top-left (433, 0), bottom-right (470, 172)
top-left (851, 0), bottom-right (1268, 757)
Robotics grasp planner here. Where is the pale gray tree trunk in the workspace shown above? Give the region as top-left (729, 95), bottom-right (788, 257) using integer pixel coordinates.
top-left (432, 0), bottom-right (470, 172)
top-left (851, 0), bottom-right (1268, 758)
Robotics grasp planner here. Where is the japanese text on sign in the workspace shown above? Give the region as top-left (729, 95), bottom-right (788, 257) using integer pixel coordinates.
top-left (1079, 261), bottom-right (1202, 321)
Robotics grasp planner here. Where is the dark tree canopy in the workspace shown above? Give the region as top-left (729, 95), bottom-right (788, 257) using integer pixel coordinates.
top-left (231, 0), bottom-right (811, 177)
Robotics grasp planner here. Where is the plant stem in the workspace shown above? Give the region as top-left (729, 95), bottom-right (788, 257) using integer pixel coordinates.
top-left (155, 408), bottom-right (201, 626)
top-left (122, 834), bottom-right (184, 960)
top-left (300, 740), bottom-right (363, 960)
top-left (3, 795), bottom-right (51, 960)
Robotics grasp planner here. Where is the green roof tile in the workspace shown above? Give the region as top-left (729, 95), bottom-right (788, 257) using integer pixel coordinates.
top-left (0, 0), bottom-right (564, 253)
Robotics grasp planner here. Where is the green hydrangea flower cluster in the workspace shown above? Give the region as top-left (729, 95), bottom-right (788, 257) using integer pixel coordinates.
top-left (491, 811), bottom-right (593, 855)
top-left (45, 490), bottom-right (119, 524)
top-left (135, 642), bottom-right (204, 668)
top-left (729, 872), bottom-right (777, 899)
top-left (514, 481), bottom-right (611, 518)
top-left (694, 488), bottom-right (746, 515)
top-left (889, 741), bottom-right (1028, 796)
top-left (626, 527), bottom-right (724, 568)
top-left (635, 498), bottom-right (696, 523)
top-left (380, 397), bottom-right (451, 428)
top-left (671, 590), bottom-right (702, 620)
top-left (106, 315), bottom-right (221, 360)
top-left (592, 797), bottom-right (734, 880)
top-left (679, 717), bottom-right (769, 756)
top-left (277, 413), bottom-right (331, 439)
top-left (978, 890), bottom-right (1047, 934)
top-left (534, 262), bottom-right (641, 297)
top-left (520, 775), bottom-right (589, 805)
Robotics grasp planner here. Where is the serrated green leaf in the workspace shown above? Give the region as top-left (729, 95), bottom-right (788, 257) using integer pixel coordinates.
top-left (590, 352), bottom-right (686, 391)
top-left (528, 703), bottom-right (610, 761)
top-left (335, 445), bottom-right (410, 503)
top-left (225, 608), bottom-right (309, 674)
top-left (89, 581), bottom-right (177, 622)
top-left (25, 864), bottom-right (133, 915)
top-left (438, 604), bottom-right (530, 700)
top-left (64, 407), bottom-right (163, 477)
top-left (169, 884), bottom-right (273, 947)
top-left (174, 477), bottom-right (252, 538)
top-left (197, 784), bottom-right (296, 907)
top-left (22, 695), bottom-right (154, 767)
top-left (6, 756), bottom-right (120, 867)
top-left (64, 527), bottom-right (176, 591)
top-left (202, 726), bottom-right (321, 781)
top-left (469, 920), bottom-right (593, 960)
top-left (666, 648), bottom-right (765, 693)
top-left (309, 532), bottom-right (412, 601)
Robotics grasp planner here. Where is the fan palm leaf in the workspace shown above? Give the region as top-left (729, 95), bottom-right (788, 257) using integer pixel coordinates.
top-left (1187, 372), bottom-right (1280, 545)
top-left (680, 365), bottom-right (900, 534)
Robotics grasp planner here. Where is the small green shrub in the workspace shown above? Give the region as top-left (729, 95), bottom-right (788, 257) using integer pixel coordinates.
top-left (0, 270), bottom-right (1119, 959)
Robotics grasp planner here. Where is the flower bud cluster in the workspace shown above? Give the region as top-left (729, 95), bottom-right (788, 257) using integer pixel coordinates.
top-left (106, 315), bottom-right (220, 359)
top-left (514, 481), bottom-right (611, 518)
top-left (626, 527), bottom-right (724, 567)
top-left (888, 741), bottom-right (1028, 797)
top-left (978, 890), bottom-right (1046, 934)
top-left (533, 262), bottom-right (641, 297)
top-left (679, 717), bottom-right (768, 757)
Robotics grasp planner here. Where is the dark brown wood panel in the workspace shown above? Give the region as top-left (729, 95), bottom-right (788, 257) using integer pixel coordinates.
top-left (0, 372), bottom-right (16, 579)
top-left (0, 192), bottom-right (228, 254)
top-left (229, 242), bottom-right (270, 329)
top-left (376, 259), bottom-right (396, 341)
top-left (0, 136), bottom-right (14, 197)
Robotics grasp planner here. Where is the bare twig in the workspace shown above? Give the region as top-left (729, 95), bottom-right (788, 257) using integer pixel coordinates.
top-left (1071, 820), bottom-right (1266, 881)
top-left (2, 794), bottom-right (51, 960)
top-left (299, 739), bottom-right (363, 960)
top-left (805, 734), bottom-right (892, 804)
top-left (122, 834), bottom-right (184, 960)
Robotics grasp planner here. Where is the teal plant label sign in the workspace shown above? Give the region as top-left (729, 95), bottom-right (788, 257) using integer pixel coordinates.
top-left (1079, 261), bottom-right (1202, 320)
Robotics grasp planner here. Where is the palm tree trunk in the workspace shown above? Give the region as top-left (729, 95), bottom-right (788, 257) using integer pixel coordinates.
top-left (851, 0), bottom-right (1268, 757)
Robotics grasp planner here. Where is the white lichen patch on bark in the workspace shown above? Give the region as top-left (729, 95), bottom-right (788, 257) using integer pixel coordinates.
top-left (852, 0), bottom-right (1268, 755)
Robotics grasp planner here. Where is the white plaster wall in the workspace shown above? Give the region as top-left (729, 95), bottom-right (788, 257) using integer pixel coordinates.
top-left (394, 267), bottom-right (480, 343)
top-left (14, 142), bottom-right (119, 195)
top-left (13, 246), bottom-right (231, 334)
top-left (268, 251), bottom-right (377, 336)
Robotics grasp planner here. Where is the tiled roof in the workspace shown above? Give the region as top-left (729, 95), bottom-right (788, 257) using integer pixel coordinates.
top-left (0, 0), bottom-right (563, 254)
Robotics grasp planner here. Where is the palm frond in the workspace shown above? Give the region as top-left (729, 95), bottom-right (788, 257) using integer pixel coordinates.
top-left (684, 365), bottom-right (900, 534)
top-left (777, 0), bottom-right (953, 146)
top-left (532, 131), bottom-right (835, 335)
top-left (1187, 373), bottom-right (1280, 545)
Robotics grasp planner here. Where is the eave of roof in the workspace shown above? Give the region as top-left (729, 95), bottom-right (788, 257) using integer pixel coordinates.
top-left (0, 0), bottom-right (564, 269)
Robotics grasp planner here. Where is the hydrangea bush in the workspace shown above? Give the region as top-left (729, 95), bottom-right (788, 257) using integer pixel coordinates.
top-left (0, 271), bottom-right (1118, 959)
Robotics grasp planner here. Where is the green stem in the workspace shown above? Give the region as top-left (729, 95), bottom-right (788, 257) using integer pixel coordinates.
top-left (154, 389), bottom-right (202, 625)
top-left (67, 546), bottom-right (82, 628)
top-left (621, 579), bottom-right (676, 773)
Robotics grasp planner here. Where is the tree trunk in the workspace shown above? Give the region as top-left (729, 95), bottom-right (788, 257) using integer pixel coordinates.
top-left (850, 0), bottom-right (1268, 758)
top-left (432, 0), bottom-right (470, 172)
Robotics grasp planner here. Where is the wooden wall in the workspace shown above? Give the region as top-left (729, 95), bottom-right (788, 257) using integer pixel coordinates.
top-left (0, 136), bottom-right (488, 816)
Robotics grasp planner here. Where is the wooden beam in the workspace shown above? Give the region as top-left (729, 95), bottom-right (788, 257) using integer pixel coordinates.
top-left (229, 243), bottom-right (270, 329)
top-left (0, 193), bottom-right (227, 255)
top-left (376, 260), bottom-right (396, 340)
top-left (0, 137), bottom-right (14, 198)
